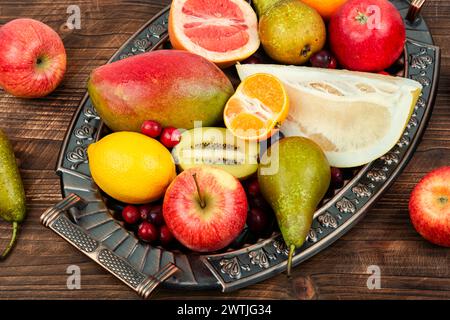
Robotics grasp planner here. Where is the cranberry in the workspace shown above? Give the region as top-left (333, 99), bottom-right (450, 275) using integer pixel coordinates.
top-left (138, 221), bottom-right (158, 243)
top-left (328, 56), bottom-right (338, 69)
top-left (159, 225), bottom-right (174, 247)
top-left (243, 55), bottom-right (262, 64)
top-left (247, 207), bottom-right (269, 235)
top-left (160, 127), bottom-right (182, 148)
top-left (121, 205), bottom-right (140, 225)
top-left (139, 204), bottom-right (152, 221)
top-left (247, 178), bottom-right (260, 197)
top-left (141, 120), bottom-right (162, 138)
top-left (330, 167), bottom-right (344, 189)
top-left (250, 195), bottom-right (272, 213)
top-left (310, 50), bottom-right (338, 69)
top-left (148, 204), bottom-right (165, 226)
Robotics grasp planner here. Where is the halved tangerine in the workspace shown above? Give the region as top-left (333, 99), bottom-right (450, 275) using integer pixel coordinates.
top-left (224, 73), bottom-right (289, 141)
top-left (168, 0), bottom-right (260, 68)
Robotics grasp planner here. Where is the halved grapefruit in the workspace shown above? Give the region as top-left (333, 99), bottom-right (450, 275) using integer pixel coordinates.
top-left (169, 0), bottom-right (260, 68)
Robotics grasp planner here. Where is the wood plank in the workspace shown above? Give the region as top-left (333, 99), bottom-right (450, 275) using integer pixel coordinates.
top-left (0, 0), bottom-right (449, 300)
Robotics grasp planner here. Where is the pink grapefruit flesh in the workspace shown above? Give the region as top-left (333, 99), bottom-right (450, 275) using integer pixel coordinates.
top-left (169, 0), bottom-right (259, 68)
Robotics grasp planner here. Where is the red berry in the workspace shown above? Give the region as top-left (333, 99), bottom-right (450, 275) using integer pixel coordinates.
top-left (160, 127), bottom-right (182, 148)
top-left (247, 207), bottom-right (269, 235)
top-left (139, 204), bottom-right (152, 221)
top-left (159, 225), bottom-right (174, 247)
top-left (330, 167), bottom-right (344, 189)
top-left (250, 195), bottom-right (272, 214)
top-left (141, 120), bottom-right (162, 138)
top-left (310, 50), bottom-right (337, 69)
top-left (138, 221), bottom-right (158, 243)
top-left (122, 205), bottom-right (140, 225)
top-left (329, 56), bottom-right (338, 69)
top-left (247, 178), bottom-right (260, 197)
top-left (148, 204), bottom-right (165, 226)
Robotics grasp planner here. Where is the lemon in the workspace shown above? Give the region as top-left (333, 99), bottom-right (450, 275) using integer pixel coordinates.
top-left (237, 64), bottom-right (422, 168)
top-left (87, 132), bottom-right (176, 204)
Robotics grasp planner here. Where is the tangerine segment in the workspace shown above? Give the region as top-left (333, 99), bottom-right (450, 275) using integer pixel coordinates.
top-left (241, 73), bottom-right (286, 113)
top-left (224, 73), bottom-right (289, 141)
top-left (230, 113), bottom-right (268, 139)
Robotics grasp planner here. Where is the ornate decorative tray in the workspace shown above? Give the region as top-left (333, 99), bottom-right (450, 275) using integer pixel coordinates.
top-left (41, 0), bottom-right (440, 298)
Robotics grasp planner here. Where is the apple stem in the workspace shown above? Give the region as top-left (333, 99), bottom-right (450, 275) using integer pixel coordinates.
top-left (192, 173), bottom-right (206, 209)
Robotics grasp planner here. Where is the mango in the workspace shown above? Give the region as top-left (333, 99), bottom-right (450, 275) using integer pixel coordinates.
top-left (88, 50), bottom-right (234, 132)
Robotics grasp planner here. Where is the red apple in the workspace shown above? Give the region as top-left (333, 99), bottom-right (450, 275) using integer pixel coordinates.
top-left (163, 167), bottom-right (248, 252)
top-left (0, 18), bottom-right (66, 98)
top-left (409, 167), bottom-right (450, 247)
top-left (329, 0), bottom-right (405, 72)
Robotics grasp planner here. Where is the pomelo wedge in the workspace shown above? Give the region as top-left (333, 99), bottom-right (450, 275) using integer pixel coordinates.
top-left (169, 0), bottom-right (260, 68)
top-left (237, 64), bottom-right (423, 168)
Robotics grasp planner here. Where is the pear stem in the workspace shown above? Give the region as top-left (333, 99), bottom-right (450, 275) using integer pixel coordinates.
top-left (287, 244), bottom-right (296, 277)
top-left (1, 222), bottom-right (18, 259)
top-left (192, 173), bottom-right (206, 209)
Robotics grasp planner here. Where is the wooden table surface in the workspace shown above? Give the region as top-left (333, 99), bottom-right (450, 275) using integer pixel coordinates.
top-left (0, 0), bottom-right (449, 300)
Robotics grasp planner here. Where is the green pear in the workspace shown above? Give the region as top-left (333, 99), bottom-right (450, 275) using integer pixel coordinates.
top-left (252, 0), bottom-right (326, 65)
top-left (258, 137), bottom-right (330, 275)
top-left (252, 0), bottom-right (279, 17)
top-left (0, 129), bottom-right (26, 259)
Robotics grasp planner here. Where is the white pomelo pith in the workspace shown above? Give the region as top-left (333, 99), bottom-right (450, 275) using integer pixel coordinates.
top-left (237, 64), bottom-right (422, 168)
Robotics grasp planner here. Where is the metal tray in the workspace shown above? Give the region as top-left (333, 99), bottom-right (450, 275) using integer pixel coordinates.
top-left (41, 0), bottom-right (440, 298)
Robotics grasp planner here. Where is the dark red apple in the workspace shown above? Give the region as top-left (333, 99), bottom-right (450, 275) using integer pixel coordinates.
top-left (329, 0), bottom-right (405, 72)
top-left (0, 18), bottom-right (66, 98)
top-left (409, 167), bottom-right (450, 247)
top-left (163, 167), bottom-right (248, 252)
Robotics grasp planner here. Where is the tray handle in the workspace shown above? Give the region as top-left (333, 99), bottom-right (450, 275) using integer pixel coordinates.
top-left (40, 194), bottom-right (179, 299)
top-left (407, 0), bottom-right (426, 23)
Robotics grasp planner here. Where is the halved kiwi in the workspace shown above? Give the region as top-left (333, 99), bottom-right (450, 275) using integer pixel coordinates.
top-left (172, 127), bottom-right (259, 179)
